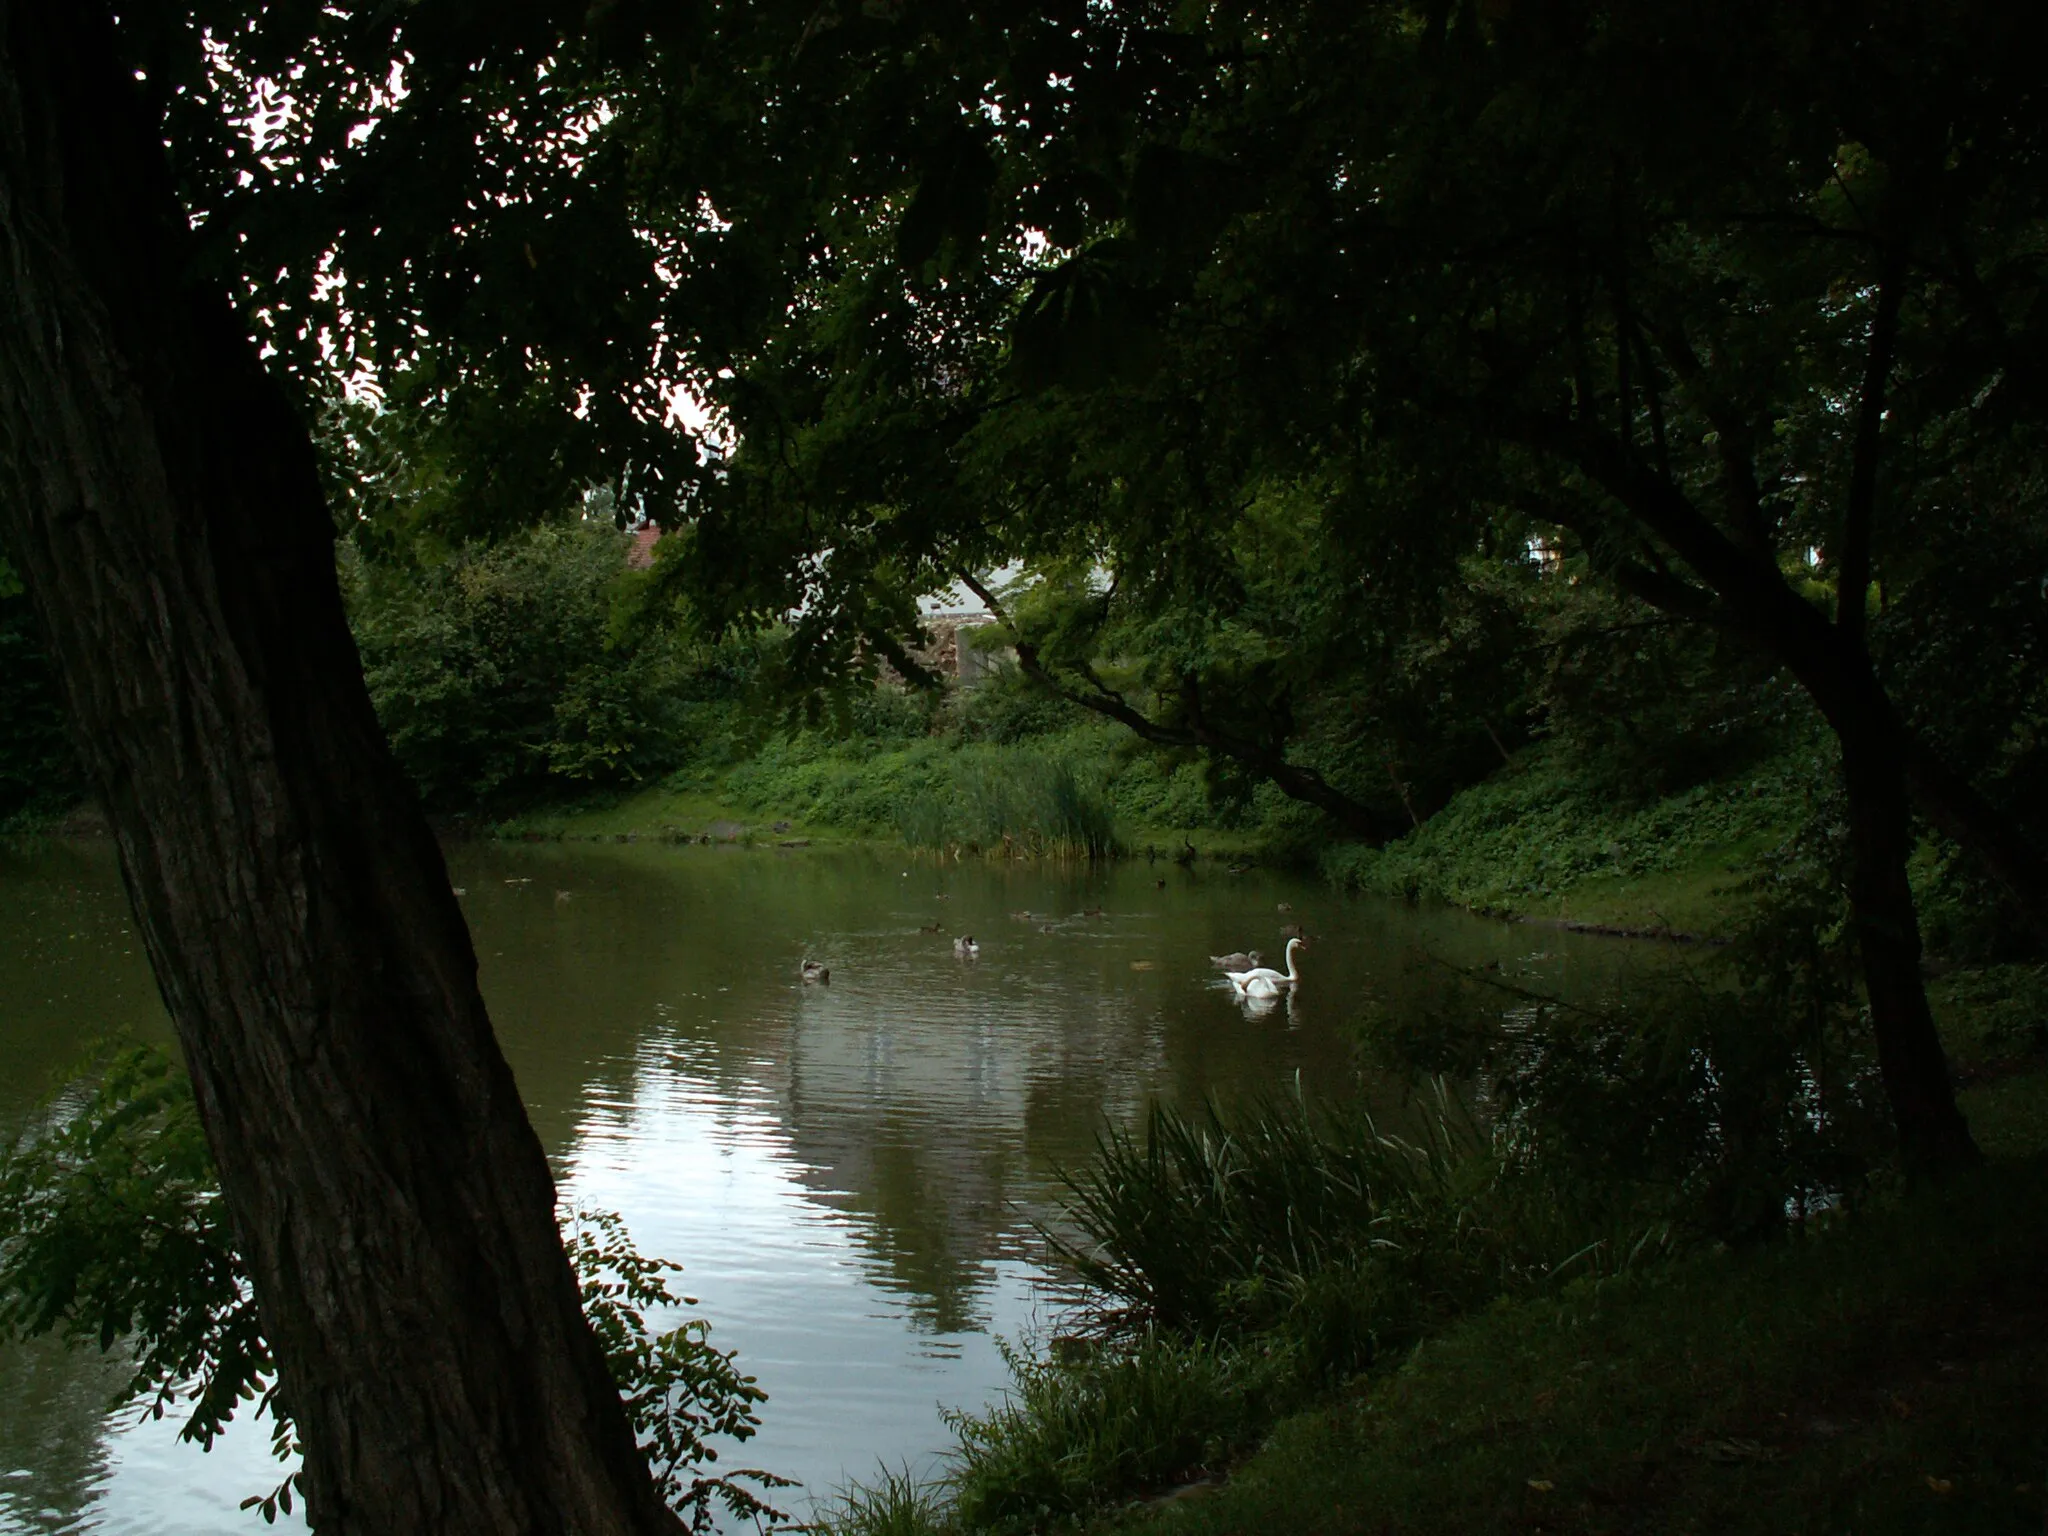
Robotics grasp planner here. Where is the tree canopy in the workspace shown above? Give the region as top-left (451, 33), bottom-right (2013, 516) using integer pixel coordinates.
top-left (73, 0), bottom-right (2048, 1160)
top-left (5, 2), bottom-right (2048, 1525)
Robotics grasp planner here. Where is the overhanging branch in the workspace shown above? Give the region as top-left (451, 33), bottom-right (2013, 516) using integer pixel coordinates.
top-left (953, 569), bottom-right (1395, 840)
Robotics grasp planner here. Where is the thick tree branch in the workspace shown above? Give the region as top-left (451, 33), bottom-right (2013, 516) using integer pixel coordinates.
top-left (953, 569), bottom-right (1395, 839)
top-left (1502, 413), bottom-right (2048, 947)
top-left (1648, 322), bottom-right (1775, 559)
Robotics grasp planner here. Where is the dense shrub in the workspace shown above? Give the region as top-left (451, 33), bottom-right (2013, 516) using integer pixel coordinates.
top-left (947, 665), bottom-right (1087, 745)
top-left (1531, 583), bottom-right (1802, 804)
top-left (345, 523), bottom-right (687, 808)
top-left (720, 734), bottom-right (954, 832)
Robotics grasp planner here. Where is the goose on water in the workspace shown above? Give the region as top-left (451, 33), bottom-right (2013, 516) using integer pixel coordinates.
top-left (1209, 950), bottom-right (1264, 972)
top-left (800, 959), bottom-right (830, 984)
top-left (954, 935), bottom-right (980, 958)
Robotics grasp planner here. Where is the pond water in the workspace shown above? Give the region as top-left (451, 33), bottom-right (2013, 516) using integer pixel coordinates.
top-left (0, 836), bottom-right (1637, 1534)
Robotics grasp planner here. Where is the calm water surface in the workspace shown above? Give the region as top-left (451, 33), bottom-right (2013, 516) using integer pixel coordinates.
top-left (0, 836), bottom-right (1636, 1533)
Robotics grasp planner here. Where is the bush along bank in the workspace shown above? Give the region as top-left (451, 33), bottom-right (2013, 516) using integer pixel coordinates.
top-left (331, 520), bottom-right (1342, 859)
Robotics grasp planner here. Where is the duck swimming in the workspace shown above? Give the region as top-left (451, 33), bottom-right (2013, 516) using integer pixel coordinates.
top-left (800, 959), bottom-right (830, 984)
top-left (954, 935), bottom-right (980, 958)
top-left (1209, 950), bottom-right (1264, 972)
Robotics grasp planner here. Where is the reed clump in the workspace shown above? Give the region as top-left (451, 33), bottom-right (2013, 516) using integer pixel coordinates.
top-left (1046, 1090), bottom-right (1658, 1382)
top-left (820, 1087), bottom-right (1684, 1536)
top-left (945, 1334), bottom-right (1257, 1536)
top-left (895, 747), bottom-right (1121, 860)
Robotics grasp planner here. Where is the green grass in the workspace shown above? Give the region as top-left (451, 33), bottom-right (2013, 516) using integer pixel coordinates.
top-left (1514, 832), bottom-right (1782, 934)
top-left (1100, 1078), bottom-right (2048, 1536)
top-left (1321, 744), bottom-right (1822, 935)
top-left (490, 722), bottom-right (1309, 863)
top-left (947, 1336), bottom-right (1264, 1536)
top-left (817, 1466), bottom-right (958, 1536)
top-left (491, 781), bottom-right (865, 845)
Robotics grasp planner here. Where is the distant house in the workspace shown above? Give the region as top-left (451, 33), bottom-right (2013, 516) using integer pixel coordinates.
top-left (914, 573), bottom-right (1017, 683)
top-left (909, 613), bottom-right (1005, 683)
top-left (626, 523), bottom-right (662, 569)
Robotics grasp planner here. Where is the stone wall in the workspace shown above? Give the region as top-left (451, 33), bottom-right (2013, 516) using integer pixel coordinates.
top-left (907, 613), bottom-right (1007, 683)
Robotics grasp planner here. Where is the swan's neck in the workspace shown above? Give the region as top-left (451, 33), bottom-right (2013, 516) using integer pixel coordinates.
top-left (1282, 941), bottom-right (1300, 981)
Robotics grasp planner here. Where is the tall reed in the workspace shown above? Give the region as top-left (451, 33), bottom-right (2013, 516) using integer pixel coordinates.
top-left (895, 748), bottom-right (1120, 860)
top-left (945, 1335), bottom-right (1258, 1536)
top-left (1045, 1091), bottom-right (1582, 1374)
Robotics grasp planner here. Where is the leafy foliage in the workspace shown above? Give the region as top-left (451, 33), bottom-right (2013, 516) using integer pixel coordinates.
top-left (562, 1210), bottom-right (790, 1532)
top-left (0, 1043), bottom-right (783, 1529)
top-left (344, 522), bottom-right (688, 808)
top-left (0, 1044), bottom-right (278, 1463)
top-left (1325, 738), bottom-right (1821, 915)
top-left (1929, 964), bottom-right (2048, 1064)
top-left (1527, 574), bottom-right (1805, 805)
top-left (944, 1333), bottom-right (1259, 1536)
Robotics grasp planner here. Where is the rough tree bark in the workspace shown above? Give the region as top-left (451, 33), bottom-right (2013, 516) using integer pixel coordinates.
top-left (0, 8), bottom-right (682, 1531)
top-left (1836, 712), bottom-right (1978, 1174)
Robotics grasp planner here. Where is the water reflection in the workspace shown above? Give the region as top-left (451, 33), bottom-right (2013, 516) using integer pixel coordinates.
top-left (0, 838), bottom-right (1635, 1532)
top-left (0, 1336), bottom-right (119, 1536)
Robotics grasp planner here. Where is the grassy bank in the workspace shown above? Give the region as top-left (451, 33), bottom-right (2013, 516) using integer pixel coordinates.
top-left (1317, 742), bottom-right (1821, 935)
top-left (1101, 1077), bottom-right (2048, 1536)
top-left (489, 719), bottom-right (1311, 864)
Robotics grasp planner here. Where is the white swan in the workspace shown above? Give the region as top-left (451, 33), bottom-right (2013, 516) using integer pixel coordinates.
top-left (1238, 980), bottom-right (1290, 1015)
top-left (1226, 937), bottom-right (1305, 994)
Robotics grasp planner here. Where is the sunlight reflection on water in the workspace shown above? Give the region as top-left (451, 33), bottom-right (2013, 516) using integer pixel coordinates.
top-left (1, 840), bottom-right (1632, 1534)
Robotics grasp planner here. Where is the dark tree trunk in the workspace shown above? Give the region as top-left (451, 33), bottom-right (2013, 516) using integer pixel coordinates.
top-left (1836, 715), bottom-right (1981, 1177)
top-left (0, 8), bottom-right (681, 1532)
top-left (1538, 429), bottom-right (1984, 1174)
top-left (1678, 578), bottom-right (1983, 1175)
